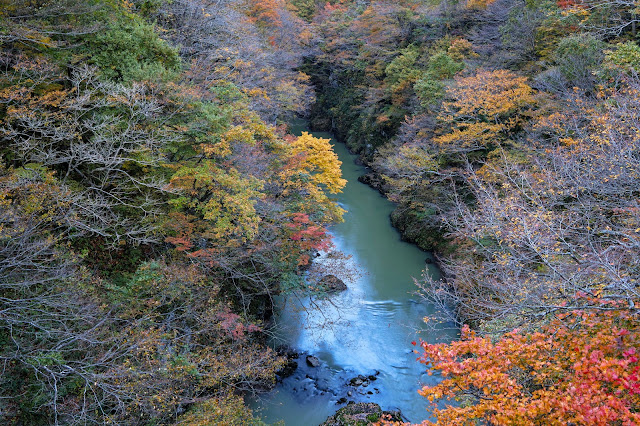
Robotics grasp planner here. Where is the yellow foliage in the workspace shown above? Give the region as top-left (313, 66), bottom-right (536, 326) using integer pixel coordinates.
top-left (436, 69), bottom-right (536, 149)
top-left (447, 38), bottom-right (477, 61)
top-left (223, 125), bottom-right (255, 146)
top-left (466, 0), bottom-right (498, 8)
top-left (178, 393), bottom-right (261, 425)
top-left (444, 69), bottom-right (535, 120)
top-left (170, 164), bottom-right (264, 244)
top-left (434, 122), bottom-right (504, 148)
top-left (290, 132), bottom-right (347, 194)
top-left (201, 169), bottom-right (264, 243)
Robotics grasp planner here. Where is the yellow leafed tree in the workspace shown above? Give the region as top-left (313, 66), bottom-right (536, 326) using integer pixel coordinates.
top-left (290, 132), bottom-right (347, 194)
top-left (435, 69), bottom-right (536, 150)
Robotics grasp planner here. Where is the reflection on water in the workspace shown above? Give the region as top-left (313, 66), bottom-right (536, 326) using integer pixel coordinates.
top-left (250, 122), bottom-right (457, 425)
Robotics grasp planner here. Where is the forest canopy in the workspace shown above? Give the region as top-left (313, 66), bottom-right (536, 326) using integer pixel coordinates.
top-left (2, 0), bottom-right (640, 424)
top-left (0, 0), bottom-right (342, 423)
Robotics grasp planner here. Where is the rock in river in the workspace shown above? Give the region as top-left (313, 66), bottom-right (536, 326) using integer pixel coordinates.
top-left (306, 355), bottom-right (321, 368)
top-left (319, 274), bottom-right (348, 292)
top-left (349, 375), bottom-right (366, 387)
top-left (321, 402), bottom-right (403, 426)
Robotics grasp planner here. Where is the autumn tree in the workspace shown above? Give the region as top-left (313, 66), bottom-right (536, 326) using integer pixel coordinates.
top-left (289, 132), bottom-right (346, 200)
top-left (395, 68), bottom-right (640, 426)
top-left (434, 69), bottom-right (536, 152)
top-left (0, 0), bottom-right (101, 50)
top-left (396, 308), bottom-right (640, 426)
top-left (164, 108), bottom-right (346, 302)
top-left (417, 77), bottom-right (640, 327)
top-left (145, 0), bottom-right (314, 123)
top-left (288, 0), bottom-right (319, 20)
top-left (0, 162), bottom-right (132, 424)
top-left (0, 1), bottom-right (340, 423)
top-left (0, 59), bottom-right (171, 245)
top-left (307, 0), bottom-right (442, 153)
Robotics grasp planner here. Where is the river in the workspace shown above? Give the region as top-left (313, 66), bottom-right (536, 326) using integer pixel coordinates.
top-left (250, 122), bottom-right (457, 425)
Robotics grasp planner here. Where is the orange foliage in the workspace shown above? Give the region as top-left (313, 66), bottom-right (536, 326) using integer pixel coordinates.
top-left (246, 0), bottom-right (285, 27)
top-left (283, 212), bottom-right (333, 265)
top-left (466, 0), bottom-right (498, 9)
top-left (435, 69), bottom-right (536, 149)
top-left (412, 306), bottom-right (640, 426)
top-left (380, 306), bottom-right (640, 426)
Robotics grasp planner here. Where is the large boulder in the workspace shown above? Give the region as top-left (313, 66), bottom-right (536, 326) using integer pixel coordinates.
top-left (321, 403), bottom-right (403, 426)
top-left (318, 274), bottom-right (347, 292)
top-left (306, 355), bottom-right (321, 368)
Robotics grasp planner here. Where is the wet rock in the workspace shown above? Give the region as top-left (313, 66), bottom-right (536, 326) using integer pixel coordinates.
top-left (275, 346), bottom-right (299, 379)
top-left (276, 360), bottom-right (297, 379)
top-left (367, 375), bottom-right (377, 381)
top-left (306, 355), bottom-right (321, 368)
top-left (276, 345), bottom-right (298, 358)
top-left (337, 397), bottom-right (347, 404)
top-left (358, 172), bottom-right (385, 193)
top-left (425, 257), bottom-right (435, 265)
top-left (349, 374), bottom-right (371, 388)
top-left (319, 275), bottom-right (348, 292)
top-left (321, 402), bottom-right (403, 426)
top-left (350, 377), bottom-right (364, 386)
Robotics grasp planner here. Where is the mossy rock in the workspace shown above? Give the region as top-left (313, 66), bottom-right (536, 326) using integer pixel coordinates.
top-left (321, 403), bottom-right (402, 426)
top-left (390, 208), bottom-right (454, 255)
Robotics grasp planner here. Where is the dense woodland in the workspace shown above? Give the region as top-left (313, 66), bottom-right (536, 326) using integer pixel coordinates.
top-left (1, 0), bottom-right (640, 425)
top-left (0, 0), bottom-right (342, 423)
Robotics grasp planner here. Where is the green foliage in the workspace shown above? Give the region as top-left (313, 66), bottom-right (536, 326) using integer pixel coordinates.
top-left (133, 0), bottom-right (166, 17)
top-left (526, 1), bottom-right (580, 59)
top-left (243, 2), bottom-right (640, 425)
top-left (425, 51), bottom-right (464, 80)
top-left (305, 3), bottom-right (474, 155)
top-left (414, 78), bottom-right (445, 107)
top-left (289, 0), bottom-right (318, 20)
top-left (15, 1), bottom-right (640, 425)
top-left (84, 13), bottom-right (180, 82)
top-left (0, 0), bottom-right (344, 423)
top-left (385, 47), bottom-right (422, 90)
top-left (604, 41), bottom-right (640, 75)
top-left (554, 34), bottom-right (605, 89)
top-left (413, 51), bottom-right (463, 107)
